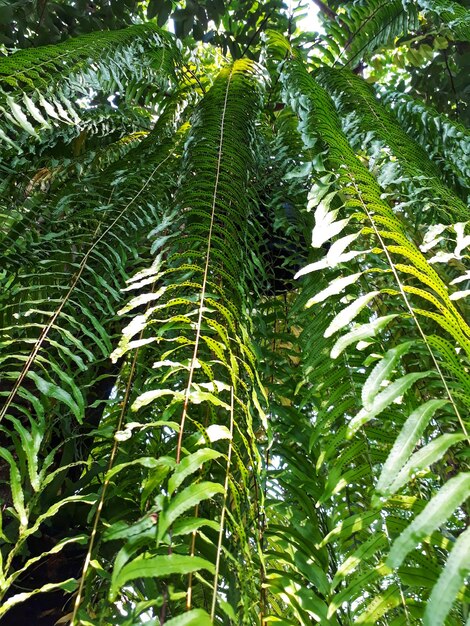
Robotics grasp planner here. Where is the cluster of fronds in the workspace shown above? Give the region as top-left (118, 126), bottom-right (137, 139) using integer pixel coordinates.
top-left (382, 89), bottom-right (470, 191)
top-left (279, 54), bottom-right (470, 626)
top-left (418, 0), bottom-right (470, 41)
top-left (311, 0), bottom-right (418, 67)
top-left (0, 4), bottom-right (469, 626)
top-left (0, 105), bottom-right (182, 619)
top-left (0, 23), bottom-right (176, 162)
top-left (67, 60), bottom-right (270, 625)
top-left (316, 66), bottom-right (468, 224)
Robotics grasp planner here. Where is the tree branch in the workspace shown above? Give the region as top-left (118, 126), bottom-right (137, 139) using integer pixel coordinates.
top-left (311, 0), bottom-right (349, 32)
top-left (241, 9), bottom-right (275, 58)
top-left (311, 0), bottom-right (338, 22)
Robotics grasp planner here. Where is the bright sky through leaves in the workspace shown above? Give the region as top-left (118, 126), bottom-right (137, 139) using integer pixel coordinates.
top-left (295, 1), bottom-right (324, 33)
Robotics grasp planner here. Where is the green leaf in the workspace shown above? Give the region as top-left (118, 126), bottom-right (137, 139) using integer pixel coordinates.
top-left (26, 495), bottom-right (95, 539)
top-left (163, 609), bottom-right (213, 626)
top-left (310, 194), bottom-right (348, 248)
top-left (106, 456), bottom-right (175, 482)
top-left (389, 433), bottom-right (467, 494)
top-left (168, 448), bottom-right (222, 495)
top-left (307, 272), bottom-right (362, 306)
top-left (22, 94), bottom-right (50, 126)
top-left (218, 598), bottom-right (237, 622)
top-left (188, 388), bottom-right (231, 410)
top-left (387, 473), bottom-right (470, 569)
top-left (196, 424), bottom-right (232, 443)
top-left (348, 371), bottom-right (431, 438)
top-left (6, 416), bottom-right (41, 491)
top-left (0, 448), bottom-right (27, 527)
top-left (424, 526), bottom-right (470, 626)
top-left (355, 584), bottom-right (404, 624)
top-left (0, 579), bottom-right (77, 617)
top-left (376, 399), bottom-right (449, 496)
top-left (317, 510), bottom-right (379, 548)
top-left (172, 516), bottom-right (220, 537)
top-left (4, 535), bottom-right (88, 589)
top-left (131, 388), bottom-right (185, 411)
top-left (362, 341), bottom-right (415, 409)
top-left (27, 371), bottom-right (82, 422)
top-left (158, 481), bottom-right (224, 541)
top-left (324, 292), bottom-right (379, 338)
top-left (332, 532), bottom-right (389, 588)
top-left (6, 95), bottom-right (38, 135)
top-left (327, 564), bottom-right (391, 619)
top-left (110, 554), bottom-right (215, 601)
top-left (330, 314), bottom-right (397, 359)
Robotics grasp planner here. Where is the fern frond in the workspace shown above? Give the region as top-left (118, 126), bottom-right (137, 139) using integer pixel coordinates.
top-left (418, 0), bottom-right (470, 41)
top-left (0, 107), bottom-right (183, 618)
top-left (70, 59), bottom-right (270, 624)
top-left (382, 87), bottom-right (470, 191)
top-left (316, 66), bottom-right (469, 222)
top-left (313, 0), bottom-right (419, 67)
top-left (281, 55), bottom-right (470, 625)
top-left (0, 23), bottom-right (177, 157)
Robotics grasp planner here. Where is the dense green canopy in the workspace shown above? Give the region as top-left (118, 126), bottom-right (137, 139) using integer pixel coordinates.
top-left (0, 1), bottom-right (469, 625)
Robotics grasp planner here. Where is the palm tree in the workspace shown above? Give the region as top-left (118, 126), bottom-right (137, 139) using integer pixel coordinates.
top-left (0, 1), bottom-right (469, 624)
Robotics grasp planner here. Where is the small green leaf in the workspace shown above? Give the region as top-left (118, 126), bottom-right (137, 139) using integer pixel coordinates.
top-left (172, 516), bottom-right (220, 537)
top-left (332, 532), bottom-right (389, 588)
top-left (362, 341), bottom-right (415, 409)
top-left (318, 510), bottom-right (379, 548)
top-left (4, 535), bottom-right (87, 589)
top-left (327, 564), bottom-right (391, 619)
top-left (218, 598), bottom-right (237, 622)
top-left (0, 126), bottom-right (20, 150)
top-left (390, 433), bottom-right (467, 494)
top-left (110, 554), bottom-right (214, 601)
top-left (117, 287), bottom-right (166, 315)
top-left (0, 448), bottom-right (27, 527)
top-left (189, 386), bottom-right (231, 410)
top-left (132, 389), bottom-right (185, 411)
top-left (307, 272), bottom-right (362, 306)
top-left (330, 314), bottom-right (397, 359)
top-left (324, 292), bottom-right (379, 338)
top-left (6, 95), bottom-right (38, 135)
top-left (158, 481), bottom-right (224, 541)
top-left (106, 456), bottom-right (175, 482)
top-left (311, 195), bottom-right (349, 248)
top-left (325, 231), bottom-right (364, 265)
top-left (28, 495), bottom-right (95, 539)
top-left (169, 448), bottom-right (222, 495)
top-left (424, 525), bottom-right (470, 626)
top-left (27, 371), bottom-right (82, 422)
top-left (23, 94), bottom-right (50, 126)
top-left (348, 371), bottom-right (430, 438)
top-left (376, 399), bottom-right (449, 496)
top-left (163, 608), bottom-right (213, 626)
top-left (387, 473), bottom-right (470, 569)
top-left (6, 416), bottom-right (41, 491)
top-left (0, 579), bottom-right (77, 618)
top-left (355, 585), bottom-right (404, 624)
top-left (197, 424), bottom-right (232, 443)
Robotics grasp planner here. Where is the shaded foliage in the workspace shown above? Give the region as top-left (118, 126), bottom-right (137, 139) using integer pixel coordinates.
top-left (0, 1), bottom-right (469, 625)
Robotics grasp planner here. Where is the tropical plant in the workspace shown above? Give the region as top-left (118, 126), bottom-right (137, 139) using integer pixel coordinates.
top-left (0, 1), bottom-right (469, 625)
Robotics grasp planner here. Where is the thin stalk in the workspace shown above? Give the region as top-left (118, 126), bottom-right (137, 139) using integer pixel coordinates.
top-left (210, 386), bottom-right (234, 621)
top-left (70, 277), bottom-right (161, 625)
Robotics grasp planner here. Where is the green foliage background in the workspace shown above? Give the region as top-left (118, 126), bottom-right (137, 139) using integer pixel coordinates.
top-left (0, 1), bottom-right (469, 624)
